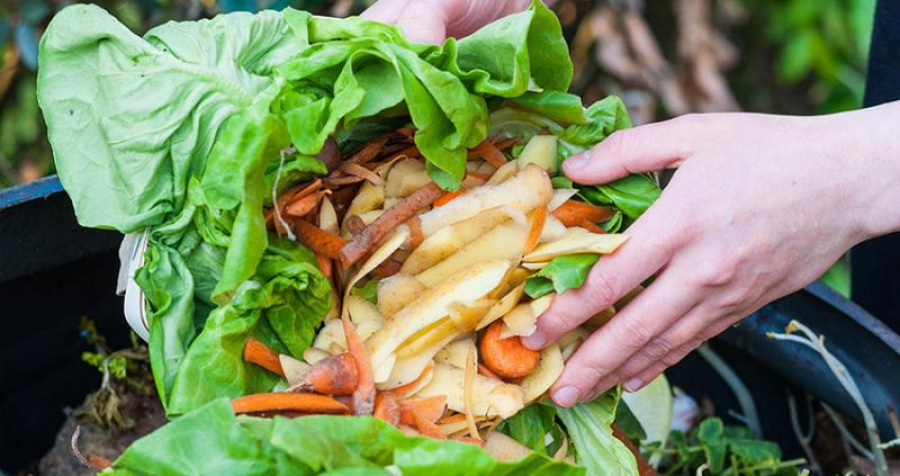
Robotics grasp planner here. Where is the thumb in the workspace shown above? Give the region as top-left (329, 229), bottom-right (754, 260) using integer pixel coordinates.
top-left (563, 115), bottom-right (703, 185)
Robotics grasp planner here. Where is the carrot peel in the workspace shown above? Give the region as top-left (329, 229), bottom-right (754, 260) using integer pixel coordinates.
top-left (480, 321), bottom-right (540, 379)
top-left (342, 315), bottom-right (375, 415)
top-left (243, 337), bottom-right (284, 377)
top-left (524, 205), bottom-right (547, 254)
top-left (232, 392), bottom-right (349, 414)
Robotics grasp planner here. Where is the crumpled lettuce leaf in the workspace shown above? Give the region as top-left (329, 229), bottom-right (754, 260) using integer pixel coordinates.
top-left (106, 399), bottom-right (583, 476)
top-left (555, 388), bottom-right (638, 476)
top-left (524, 254), bottom-right (600, 299)
top-left (37, 5), bottom-right (303, 233)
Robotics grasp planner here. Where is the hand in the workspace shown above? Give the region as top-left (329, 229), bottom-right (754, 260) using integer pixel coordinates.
top-left (521, 103), bottom-right (900, 407)
top-left (361, 0), bottom-right (532, 44)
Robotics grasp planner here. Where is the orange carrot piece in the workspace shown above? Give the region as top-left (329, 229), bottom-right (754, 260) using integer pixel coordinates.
top-left (396, 127), bottom-right (415, 138)
top-left (374, 393), bottom-right (401, 426)
top-left (551, 200), bottom-right (616, 227)
top-left (472, 142), bottom-right (508, 168)
top-left (494, 137), bottom-right (522, 151)
top-left (524, 205), bottom-right (547, 254)
top-left (437, 413), bottom-right (467, 425)
top-left (613, 423), bottom-right (659, 476)
top-left (293, 353), bottom-right (359, 396)
top-left (348, 135), bottom-right (391, 165)
top-left (433, 190), bottom-right (462, 208)
top-left (480, 321), bottom-right (541, 379)
top-left (243, 337), bottom-right (284, 377)
top-left (232, 392), bottom-right (349, 415)
top-left (399, 396), bottom-right (447, 426)
top-left (316, 253), bottom-right (333, 280)
top-left (341, 162), bottom-right (385, 186)
top-left (291, 219), bottom-right (348, 261)
top-left (285, 192), bottom-right (321, 217)
top-left (371, 258), bottom-right (402, 278)
top-left (413, 412), bottom-right (447, 439)
top-left (342, 315), bottom-right (375, 415)
top-left (477, 363), bottom-right (499, 380)
top-left (340, 183), bottom-right (444, 268)
top-left (579, 220), bottom-right (607, 234)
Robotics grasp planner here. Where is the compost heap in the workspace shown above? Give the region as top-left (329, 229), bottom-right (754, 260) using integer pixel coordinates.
top-left (37, 1), bottom-right (661, 474)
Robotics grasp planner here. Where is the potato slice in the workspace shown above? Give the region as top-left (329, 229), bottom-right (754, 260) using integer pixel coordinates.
top-left (346, 180), bottom-right (385, 218)
top-left (279, 354), bottom-right (311, 386)
top-left (386, 158), bottom-right (425, 198)
top-left (434, 338), bottom-right (472, 369)
top-left (559, 327), bottom-right (589, 361)
top-left (500, 293), bottom-right (554, 339)
top-left (366, 260), bottom-right (512, 378)
top-left (304, 347), bottom-right (331, 365)
top-left (447, 298), bottom-right (496, 332)
top-left (520, 344), bottom-right (564, 403)
top-left (312, 319), bottom-right (347, 354)
top-left (341, 228), bottom-right (409, 319)
top-left (516, 135), bottom-right (558, 174)
top-left (348, 294), bottom-right (385, 328)
top-left (418, 165), bottom-right (552, 237)
top-left (485, 432), bottom-right (534, 461)
top-left (415, 363), bottom-right (525, 418)
top-left (477, 161), bottom-right (497, 176)
top-left (319, 196), bottom-right (339, 234)
top-left (524, 227), bottom-right (628, 262)
top-left (583, 306), bottom-right (616, 332)
top-left (400, 227), bottom-right (465, 275)
top-left (548, 188), bottom-right (578, 212)
top-left (377, 274), bottom-right (427, 318)
top-left (487, 160), bottom-right (519, 185)
top-left (539, 214), bottom-right (568, 243)
top-left (403, 363), bottom-right (435, 397)
top-left (520, 261), bottom-right (549, 270)
top-left (415, 223), bottom-right (528, 288)
top-left (395, 318), bottom-right (458, 358)
top-left (477, 282), bottom-right (525, 330)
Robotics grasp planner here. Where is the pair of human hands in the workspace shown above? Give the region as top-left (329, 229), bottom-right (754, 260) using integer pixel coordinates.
top-left (364, 0), bottom-right (900, 407)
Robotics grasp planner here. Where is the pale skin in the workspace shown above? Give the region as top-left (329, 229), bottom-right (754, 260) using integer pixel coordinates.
top-left (364, 0), bottom-right (900, 407)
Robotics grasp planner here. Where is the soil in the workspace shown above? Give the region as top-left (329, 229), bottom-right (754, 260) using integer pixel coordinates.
top-left (34, 382), bottom-right (166, 476)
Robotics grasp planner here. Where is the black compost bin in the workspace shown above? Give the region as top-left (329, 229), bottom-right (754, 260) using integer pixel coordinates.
top-left (2, 176), bottom-right (899, 473)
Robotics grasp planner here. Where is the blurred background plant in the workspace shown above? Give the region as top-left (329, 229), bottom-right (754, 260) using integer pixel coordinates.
top-left (0, 0), bottom-right (872, 288)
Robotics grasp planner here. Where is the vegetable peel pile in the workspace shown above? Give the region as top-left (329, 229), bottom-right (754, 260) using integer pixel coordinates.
top-left (39, 1), bottom-right (661, 474)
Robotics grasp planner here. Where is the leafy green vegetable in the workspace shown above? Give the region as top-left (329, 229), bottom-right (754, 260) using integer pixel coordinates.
top-left (524, 254), bottom-right (599, 298)
top-left (106, 399), bottom-right (583, 476)
top-left (656, 418), bottom-right (802, 475)
top-left (579, 174), bottom-right (661, 221)
top-left (496, 403), bottom-right (566, 456)
top-left (555, 388), bottom-right (638, 476)
top-left (37, 5), bottom-right (304, 233)
top-left (350, 279), bottom-right (379, 305)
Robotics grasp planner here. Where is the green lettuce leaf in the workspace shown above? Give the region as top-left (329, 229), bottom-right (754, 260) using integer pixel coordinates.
top-left (496, 403), bottom-right (566, 456)
top-left (37, 5), bottom-right (304, 233)
top-left (107, 399), bottom-right (583, 476)
top-left (555, 388), bottom-right (638, 476)
top-left (579, 174), bottom-right (661, 221)
top-left (524, 254), bottom-right (599, 298)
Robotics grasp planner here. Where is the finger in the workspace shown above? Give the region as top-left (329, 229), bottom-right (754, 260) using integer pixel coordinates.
top-left (548, 269), bottom-right (702, 407)
top-left (522, 203), bottom-right (679, 350)
top-left (562, 115), bottom-right (708, 185)
top-left (586, 302), bottom-right (719, 395)
top-left (360, 0), bottom-right (408, 22)
top-left (619, 315), bottom-right (737, 394)
top-left (361, 0), bottom-right (448, 44)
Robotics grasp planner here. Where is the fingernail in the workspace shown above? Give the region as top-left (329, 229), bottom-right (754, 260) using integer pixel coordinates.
top-left (521, 331), bottom-right (546, 350)
top-left (554, 386), bottom-right (581, 407)
top-left (565, 152), bottom-right (589, 169)
top-left (624, 377), bottom-right (643, 393)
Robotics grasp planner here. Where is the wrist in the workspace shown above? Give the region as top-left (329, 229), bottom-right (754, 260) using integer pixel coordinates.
top-left (828, 101), bottom-right (900, 240)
